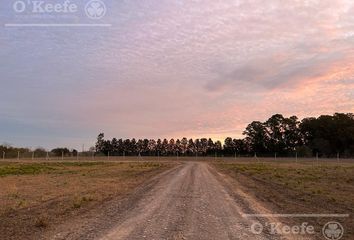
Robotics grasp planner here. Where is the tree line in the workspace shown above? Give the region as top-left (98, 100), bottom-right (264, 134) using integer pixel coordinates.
top-left (2, 113), bottom-right (353, 159)
top-left (0, 145), bottom-right (79, 159)
top-left (95, 113), bottom-right (354, 158)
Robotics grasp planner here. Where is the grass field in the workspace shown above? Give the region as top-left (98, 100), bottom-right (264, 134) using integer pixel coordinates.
top-left (0, 160), bottom-right (176, 239)
top-left (214, 158), bottom-right (354, 239)
top-left (1, 157), bottom-right (353, 239)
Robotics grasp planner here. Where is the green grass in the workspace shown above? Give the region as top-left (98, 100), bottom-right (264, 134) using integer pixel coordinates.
top-left (0, 162), bottom-right (110, 177)
top-left (0, 162), bottom-right (169, 177)
top-left (0, 164), bottom-right (56, 176)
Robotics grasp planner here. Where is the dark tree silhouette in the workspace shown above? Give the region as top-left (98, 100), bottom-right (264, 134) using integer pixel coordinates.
top-left (93, 113), bottom-right (354, 158)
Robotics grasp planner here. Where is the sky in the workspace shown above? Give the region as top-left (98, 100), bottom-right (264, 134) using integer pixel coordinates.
top-left (1, 0), bottom-right (354, 150)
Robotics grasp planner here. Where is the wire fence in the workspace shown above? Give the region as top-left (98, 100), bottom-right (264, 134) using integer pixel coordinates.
top-left (1, 151), bottom-right (354, 165)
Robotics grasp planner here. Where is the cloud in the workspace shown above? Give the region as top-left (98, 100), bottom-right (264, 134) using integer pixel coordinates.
top-left (205, 48), bottom-right (352, 92)
top-left (1, 0), bottom-right (354, 148)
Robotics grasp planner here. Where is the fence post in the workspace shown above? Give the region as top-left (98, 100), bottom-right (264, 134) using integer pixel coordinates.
top-left (17, 151), bottom-right (20, 160)
top-left (296, 152), bottom-right (298, 163)
top-left (316, 152), bottom-right (319, 164)
top-left (2, 151), bottom-right (5, 160)
top-left (32, 151), bottom-right (34, 160)
top-left (255, 152), bottom-right (260, 163)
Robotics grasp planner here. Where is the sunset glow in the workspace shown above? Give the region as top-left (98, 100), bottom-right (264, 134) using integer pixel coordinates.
top-left (1, 0), bottom-right (354, 149)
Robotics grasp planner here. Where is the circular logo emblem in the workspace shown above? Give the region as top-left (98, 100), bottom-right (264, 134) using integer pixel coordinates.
top-left (322, 222), bottom-right (344, 240)
top-left (85, 0), bottom-right (106, 20)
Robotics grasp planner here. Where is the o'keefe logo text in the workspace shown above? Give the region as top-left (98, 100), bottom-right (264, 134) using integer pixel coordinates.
top-left (13, 0), bottom-right (78, 14)
top-left (12, 0), bottom-right (107, 20)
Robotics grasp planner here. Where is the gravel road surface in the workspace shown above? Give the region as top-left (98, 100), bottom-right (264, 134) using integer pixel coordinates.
top-left (96, 162), bottom-right (284, 240)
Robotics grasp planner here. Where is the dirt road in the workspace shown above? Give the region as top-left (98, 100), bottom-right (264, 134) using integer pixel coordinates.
top-left (89, 162), bottom-right (283, 240)
top-left (47, 162), bottom-right (293, 240)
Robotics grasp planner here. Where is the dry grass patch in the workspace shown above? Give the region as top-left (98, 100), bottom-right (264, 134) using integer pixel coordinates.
top-left (0, 161), bottom-right (175, 240)
top-left (214, 160), bottom-right (354, 239)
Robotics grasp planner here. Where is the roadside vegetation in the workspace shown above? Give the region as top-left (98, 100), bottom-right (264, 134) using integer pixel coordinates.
top-left (214, 160), bottom-right (354, 239)
top-left (0, 161), bottom-right (175, 240)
